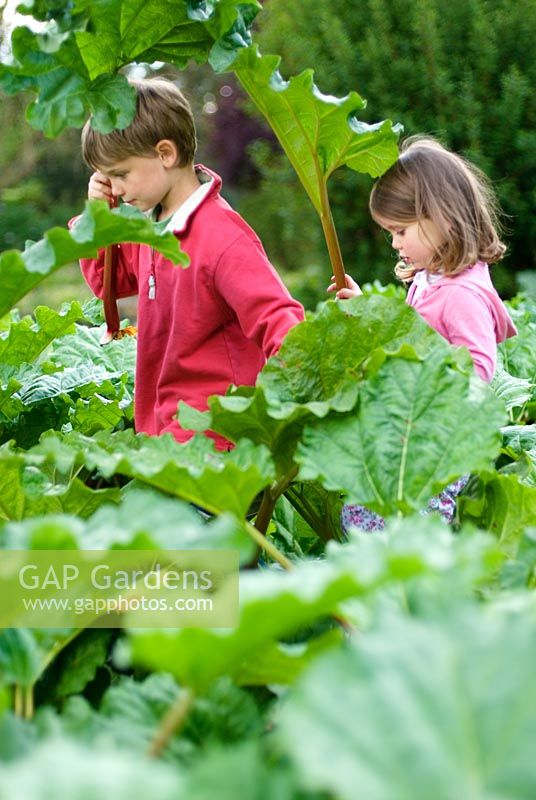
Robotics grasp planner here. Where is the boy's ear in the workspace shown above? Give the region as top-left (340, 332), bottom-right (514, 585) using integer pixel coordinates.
top-left (155, 139), bottom-right (179, 167)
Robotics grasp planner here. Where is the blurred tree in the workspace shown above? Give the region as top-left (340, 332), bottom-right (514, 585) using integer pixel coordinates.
top-left (243, 0), bottom-right (536, 300)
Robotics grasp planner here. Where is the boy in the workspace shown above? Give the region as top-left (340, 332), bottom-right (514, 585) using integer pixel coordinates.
top-left (78, 78), bottom-right (304, 448)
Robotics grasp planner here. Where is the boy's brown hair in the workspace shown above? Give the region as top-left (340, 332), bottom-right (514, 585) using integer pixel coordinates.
top-left (369, 136), bottom-right (506, 280)
top-left (82, 78), bottom-right (197, 170)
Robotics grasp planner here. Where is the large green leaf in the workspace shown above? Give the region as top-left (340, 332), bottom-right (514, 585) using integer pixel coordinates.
top-left (0, 738), bottom-right (184, 799)
top-left (67, 394), bottom-right (127, 436)
top-left (40, 673), bottom-right (261, 759)
top-left (491, 364), bottom-right (532, 416)
top-left (297, 351), bottom-right (506, 517)
top-left (458, 472), bottom-right (536, 554)
top-left (181, 298), bottom-right (448, 484)
top-left (0, 201), bottom-right (187, 318)
top-left (278, 606), bottom-right (536, 800)
top-left (0, 303), bottom-right (82, 367)
top-left (259, 297), bottom-right (449, 417)
top-left (0, 0), bottom-right (260, 135)
top-left (87, 484), bottom-right (255, 560)
top-left (0, 485), bottom-right (252, 560)
top-left (234, 629), bottom-right (344, 686)
top-left (170, 740), bottom-right (300, 800)
top-left (129, 516), bottom-right (501, 693)
top-left (75, 1), bottom-right (204, 79)
top-left (499, 298), bottom-right (536, 402)
top-left (180, 385), bottom-right (314, 479)
top-left (0, 304), bottom-right (134, 441)
top-left (0, 444), bottom-right (120, 523)
top-left (0, 629), bottom-right (42, 688)
top-left (324, 515), bottom-right (503, 625)
top-left (498, 528), bottom-right (536, 591)
top-left (50, 629), bottom-right (114, 701)
top-left (0, 712), bottom-right (35, 762)
top-left (0, 365), bottom-right (131, 448)
top-left (502, 424), bottom-right (536, 456)
top-left (233, 46), bottom-right (400, 215)
top-left (36, 673), bottom-right (193, 762)
top-left (128, 560), bottom-right (363, 693)
top-left (50, 322), bottom-right (137, 400)
top-left (499, 425), bottom-right (536, 488)
top-left (31, 428), bottom-right (274, 519)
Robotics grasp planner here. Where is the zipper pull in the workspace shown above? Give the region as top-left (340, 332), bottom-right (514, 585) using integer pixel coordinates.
top-left (148, 274), bottom-right (156, 300)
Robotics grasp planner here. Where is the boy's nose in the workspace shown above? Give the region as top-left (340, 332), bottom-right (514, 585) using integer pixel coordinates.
top-left (110, 181), bottom-right (124, 196)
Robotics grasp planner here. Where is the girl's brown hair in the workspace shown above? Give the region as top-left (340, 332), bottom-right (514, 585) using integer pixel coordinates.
top-left (82, 78), bottom-right (197, 170)
top-left (369, 136), bottom-right (506, 280)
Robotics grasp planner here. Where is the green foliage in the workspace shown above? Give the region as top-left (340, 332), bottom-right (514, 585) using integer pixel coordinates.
top-left (499, 296), bottom-right (536, 422)
top-left (0, 737), bottom-right (184, 799)
top-left (44, 628), bottom-right (114, 702)
top-left (0, 0), bottom-right (261, 136)
top-left (459, 472), bottom-right (536, 554)
top-left (0, 3), bottom-right (535, 795)
top-left (297, 353), bottom-right (505, 516)
top-left (278, 605), bottom-right (536, 800)
top-left (0, 201), bottom-right (187, 318)
top-left (252, 0), bottom-right (536, 294)
top-left (233, 46), bottom-right (400, 215)
top-left (0, 302), bottom-right (136, 449)
top-left (32, 428), bottom-right (275, 519)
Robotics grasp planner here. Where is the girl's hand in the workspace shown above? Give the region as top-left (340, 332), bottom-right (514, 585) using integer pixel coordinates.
top-left (327, 273), bottom-right (363, 299)
top-left (88, 172), bottom-right (114, 203)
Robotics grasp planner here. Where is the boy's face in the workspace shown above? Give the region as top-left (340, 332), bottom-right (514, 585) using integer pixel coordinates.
top-left (99, 154), bottom-right (174, 212)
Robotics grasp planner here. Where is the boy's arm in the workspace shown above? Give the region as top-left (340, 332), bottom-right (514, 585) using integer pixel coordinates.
top-left (69, 171), bottom-right (139, 299)
top-left (79, 244), bottom-right (139, 300)
top-left (67, 213), bottom-right (139, 299)
top-left (213, 235), bottom-right (304, 358)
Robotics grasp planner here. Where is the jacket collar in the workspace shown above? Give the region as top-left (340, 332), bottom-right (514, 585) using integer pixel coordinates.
top-left (162, 164), bottom-right (222, 235)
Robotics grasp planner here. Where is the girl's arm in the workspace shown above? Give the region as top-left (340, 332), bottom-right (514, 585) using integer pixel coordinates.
top-left (440, 287), bottom-right (497, 382)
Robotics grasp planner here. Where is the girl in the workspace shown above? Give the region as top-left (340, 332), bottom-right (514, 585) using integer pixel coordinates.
top-left (328, 136), bottom-right (517, 531)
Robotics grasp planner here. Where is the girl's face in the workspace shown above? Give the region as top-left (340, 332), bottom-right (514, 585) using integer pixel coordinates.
top-left (377, 217), bottom-right (443, 271)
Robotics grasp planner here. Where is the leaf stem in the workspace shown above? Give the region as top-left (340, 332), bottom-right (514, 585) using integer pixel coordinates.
top-left (148, 687), bottom-right (195, 758)
top-left (23, 685), bottom-right (34, 720)
top-left (13, 684), bottom-right (23, 717)
top-left (255, 466), bottom-right (299, 536)
top-left (319, 179), bottom-right (347, 290)
top-left (245, 519), bottom-right (293, 571)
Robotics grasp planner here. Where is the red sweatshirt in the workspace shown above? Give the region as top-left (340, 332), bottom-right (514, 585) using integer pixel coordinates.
top-left (79, 166), bottom-right (304, 445)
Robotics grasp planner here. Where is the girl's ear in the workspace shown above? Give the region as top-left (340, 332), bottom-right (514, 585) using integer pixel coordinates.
top-left (155, 139), bottom-right (179, 167)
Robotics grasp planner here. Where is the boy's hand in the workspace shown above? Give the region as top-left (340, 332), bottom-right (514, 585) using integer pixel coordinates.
top-left (88, 172), bottom-right (114, 203)
top-left (327, 274), bottom-right (363, 299)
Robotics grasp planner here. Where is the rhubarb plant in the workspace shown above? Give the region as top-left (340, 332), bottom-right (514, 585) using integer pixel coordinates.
top-left (0, 2), bottom-right (535, 797)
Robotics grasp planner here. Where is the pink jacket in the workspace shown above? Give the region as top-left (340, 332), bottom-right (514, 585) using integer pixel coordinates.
top-left (406, 261), bottom-right (516, 381)
top-left (79, 166), bottom-right (304, 446)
